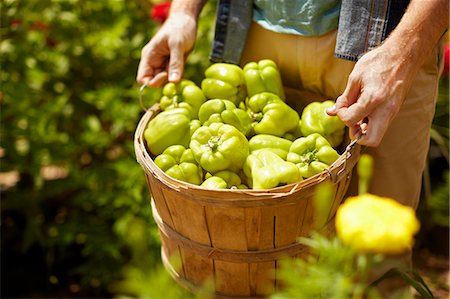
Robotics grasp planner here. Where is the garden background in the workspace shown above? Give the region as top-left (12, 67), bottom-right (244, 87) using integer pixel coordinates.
top-left (1, 1), bottom-right (449, 298)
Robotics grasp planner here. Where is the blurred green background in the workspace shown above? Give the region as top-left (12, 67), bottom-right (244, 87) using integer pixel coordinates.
top-left (1, 1), bottom-right (448, 298)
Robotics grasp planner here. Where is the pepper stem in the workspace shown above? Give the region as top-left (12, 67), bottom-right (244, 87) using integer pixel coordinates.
top-left (208, 136), bottom-right (220, 151)
top-left (250, 112), bottom-right (263, 122)
top-left (172, 95), bottom-right (180, 107)
top-left (301, 151), bottom-right (316, 165)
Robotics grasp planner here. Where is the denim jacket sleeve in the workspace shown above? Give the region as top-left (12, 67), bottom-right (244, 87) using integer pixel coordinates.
top-left (209, 0), bottom-right (253, 64)
top-left (335, 0), bottom-right (410, 61)
top-left (209, 0), bottom-right (410, 64)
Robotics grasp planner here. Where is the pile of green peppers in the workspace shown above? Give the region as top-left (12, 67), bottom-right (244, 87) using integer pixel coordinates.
top-left (144, 60), bottom-right (346, 190)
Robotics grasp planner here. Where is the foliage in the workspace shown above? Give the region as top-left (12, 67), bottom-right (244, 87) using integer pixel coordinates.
top-left (273, 234), bottom-right (392, 299)
top-left (427, 170), bottom-right (449, 227)
top-left (272, 233), bottom-right (435, 299)
top-left (415, 73), bottom-right (450, 259)
top-left (111, 265), bottom-right (196, 299)
top-left (1, 0), bottom-right (216, 297)
top-left (426, 75), bottom-right (449, 228)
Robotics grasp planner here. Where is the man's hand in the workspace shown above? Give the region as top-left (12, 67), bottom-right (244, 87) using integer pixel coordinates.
top-left (136, 12), bottom-right (198, 87)
top-left (327, 0), bottom-right (448, 147)
top-left (327, 45), bottom-right (411, 147)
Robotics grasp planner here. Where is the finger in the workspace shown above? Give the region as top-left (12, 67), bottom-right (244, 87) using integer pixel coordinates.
top-left (336, 81), bottom-right (387, 126)
top-left (327, 76), bottom-right (361, 116)
top-left (168, 45), bottom-right (184, 83)
top-left (136, 63), bottom-right (154, 86)
top-left (336, 99), bottom-right (370, 126)
top-left (348, 119), bottom-right (368, 142)
top-left (327, 94), bottom-right (347, 116)
top-left (136, 46), bottom-right (155, 85)
top-left (359, 120), bottom-right (368, 135)
top-left (348, 124), bottom-right (360, 140)
top-left (137, 39), bottom-right (171, 85)
top-left (358, 113), bottom-right (389, 147)
top-left (148, 71), bottom-right (168, 87)
top-left (340, 75), bottom-right (362, 106)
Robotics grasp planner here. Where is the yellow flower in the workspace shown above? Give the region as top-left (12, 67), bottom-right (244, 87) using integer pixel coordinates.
top-left (335, 194), bottom-right (420, 255)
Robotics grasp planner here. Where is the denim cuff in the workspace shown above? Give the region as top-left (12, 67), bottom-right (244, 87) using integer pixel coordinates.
top-left (335, 0), bottom-right (410, 61)
top-left (209, 0), bottom-right (253, 64)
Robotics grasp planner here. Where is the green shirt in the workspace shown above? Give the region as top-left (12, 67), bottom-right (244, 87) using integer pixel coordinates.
top-left (253, 0), bottom-right (341, 36)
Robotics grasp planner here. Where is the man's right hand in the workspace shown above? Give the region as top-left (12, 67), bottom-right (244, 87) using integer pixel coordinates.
top-left (136, 11), bottom-right (198, 87)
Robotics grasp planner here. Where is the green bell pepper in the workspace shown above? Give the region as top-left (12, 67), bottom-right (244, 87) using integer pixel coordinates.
top-left (145, 107), bottom-right (193, 156)
top-left (201, 63), bottom-right (247, 106)
top-left (287, 133), bottom-right (340, 179)
top-left (202, 170), bottom-right (246, 189)
top-left (243, 59), bottom-right (285, 100)
top-left (200, 176), bottom-right (228, 189)
top-left (243, 149), bottom-right (301, 190)
top-left (248, 134), bottom-right (293, 160)
top-left (246, 92), bottom-right (300, 137)
top-left (190, 122), bottom-right (249, 174)
top-left (300, 100), bottom-right (346, 148)
top-left (190, 119), bottom-right (201, 136)
top-left (283, 119), bottom-right (302, 141)
top-left (159, 79), bottom-right (206, 119)
top-left (154, 145), bottom-right (203, 185)
top-left (198, 99), bottom-right (252, 137)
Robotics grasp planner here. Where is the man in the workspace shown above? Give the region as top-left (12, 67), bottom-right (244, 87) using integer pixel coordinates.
top-left (137, 0), bottom-right (448, 295)
top-left (137, 0), bottom-right (447, 210)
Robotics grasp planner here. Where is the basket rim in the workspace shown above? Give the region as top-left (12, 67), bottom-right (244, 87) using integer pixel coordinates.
top-left (134, 104), bottom-right (360, 200)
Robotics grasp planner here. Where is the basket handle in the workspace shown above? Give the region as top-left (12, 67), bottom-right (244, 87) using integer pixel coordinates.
top-left (139, 83), bottom-right (150, 111)
top-left (327, 134), bottom-right (362, 184)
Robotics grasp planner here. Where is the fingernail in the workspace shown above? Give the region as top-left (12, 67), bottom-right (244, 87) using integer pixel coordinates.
top-left (169, 71), bottom-right (179, 82)
top-left (326, 105), bottom-right (336, 114)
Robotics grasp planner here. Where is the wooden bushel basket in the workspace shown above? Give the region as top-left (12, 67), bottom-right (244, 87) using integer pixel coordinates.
top-left (134, 104), bottom-right (360, 298)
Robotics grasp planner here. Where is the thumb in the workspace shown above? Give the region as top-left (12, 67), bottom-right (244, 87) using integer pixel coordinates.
top-left (168, 46), bottom-right (184, 83)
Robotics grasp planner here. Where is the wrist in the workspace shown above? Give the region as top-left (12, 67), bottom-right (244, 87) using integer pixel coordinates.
top-left (169, 0), bottom-right (206, 20)
top-left (166, 11), bottom-right (198, 25)
top-left (380, 35), bottom-right (419, 76)
top-left (381, 0), bottom-right (448, 73)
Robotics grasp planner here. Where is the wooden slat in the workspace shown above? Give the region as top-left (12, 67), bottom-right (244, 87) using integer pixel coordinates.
top-left (163, 191), bottom-right (214, 288)
top-left (180, 249), bottom-right (214, 288)
top-left (299, 198), bottom-right (315, 238)
top-left (274, 203), bottom-right (302, 247)
top-left (206, 206), bottom-right (250, 296)
top-left (245, 208), bottom-right (276, 295)
top-left (148, 175), bottom-right (174, 227)
top-left (251, 262), bottom-right (275, 295)
top-left (295, 197), bottom-right (309, 238)
top-left (329, 172), bottom-right (352, 220)
top-left (160, 232), bottom-right (185, 278)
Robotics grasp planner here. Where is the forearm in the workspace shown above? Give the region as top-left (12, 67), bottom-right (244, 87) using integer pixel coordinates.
top-left (169, 0), bottom-right (207, 19)
top-left (382, 0), bottom-right (448, 74)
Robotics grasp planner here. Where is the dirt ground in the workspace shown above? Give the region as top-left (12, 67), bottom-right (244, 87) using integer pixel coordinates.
top-left (413, 223), bottom-right (449, 299)
top-left (414, 248), bottom-right (449, 298)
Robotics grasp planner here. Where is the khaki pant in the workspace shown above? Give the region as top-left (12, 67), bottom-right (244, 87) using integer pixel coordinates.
top-left (240, 22), bottom-right (443, 209)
